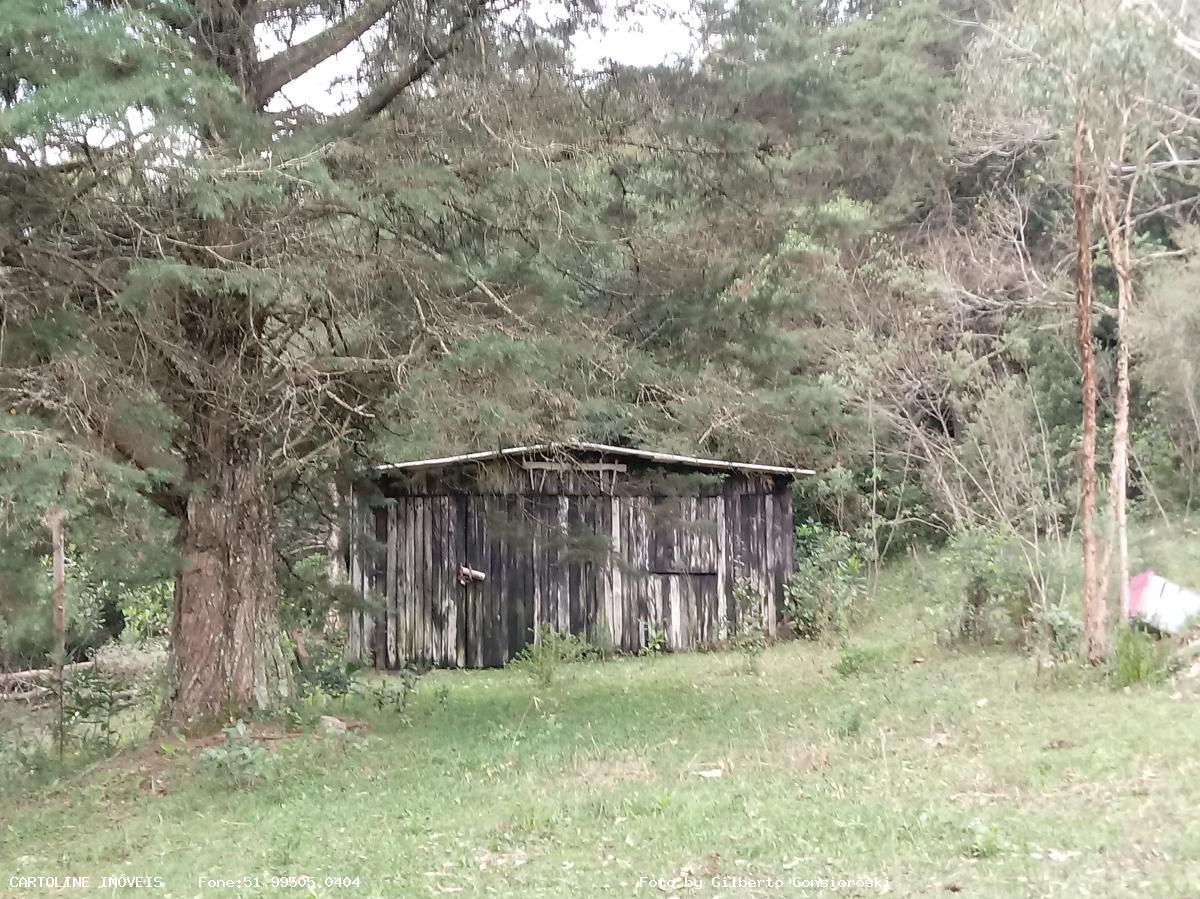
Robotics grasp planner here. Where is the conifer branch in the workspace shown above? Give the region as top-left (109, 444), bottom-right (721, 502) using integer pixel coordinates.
top-left (247, 0), bottom-right (321, 24)
top-left (254, 0), bottom-right (396, 108)
top-left (338, 0), bottom-right (491, 126)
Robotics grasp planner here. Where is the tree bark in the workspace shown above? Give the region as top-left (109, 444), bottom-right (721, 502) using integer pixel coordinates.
top-left (1072, 116), bottom-right (1106, 664)
top-left (45, 507), bottom-right (66, 758)
top-left (45, 508), bottom-right (66, 681)
top-left (169, 456), bottom-right (292, 726)
top-left (325, 479), bottom-right (345, 635)
top-left (1099, 189), bottom-right (1133, 623)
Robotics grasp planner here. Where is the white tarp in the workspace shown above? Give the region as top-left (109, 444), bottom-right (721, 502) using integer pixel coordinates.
top-left (1128, 570), bottom-right (1200, 635)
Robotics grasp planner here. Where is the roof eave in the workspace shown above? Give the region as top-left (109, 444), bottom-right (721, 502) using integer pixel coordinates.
top-left (373, 442), bottom-right (814, 477)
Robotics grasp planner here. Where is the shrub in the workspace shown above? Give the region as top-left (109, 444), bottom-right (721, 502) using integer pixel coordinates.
top-left (200, 720), bottom-right (275, 790)
top-left (639, 620), bottom-right (666, 656)
top-left (120, 580), bottom-right (172, 644)
top-left (937, 527), bottom-right (1032, 646)
top-left (512, 624), bottom-right (587, 685)
top-left (730, 578), bottom-right (767, 674)
top-left (784, 522), bottom-right (868, 641)
top-left (297, 642), bottom-right (359, 704)
top-left (363, 670), bottom-right (418, 720)
top-left (56, 667), bottom-right (135, 752)
top-left (278, 554), bottom-right (341, 631)
top-left (1029, 598), bottom-right (1082, 662)
top-left (830, 703), bottom-right (866, 739)
top-left (832, 643), bottom-right (881, 678)
top-left (1111, 625), bottom-right (1175, 687)
top-left (963, 819), bottom-right (1007, 859)
top-left (0, 564), bottom-right (109, 670)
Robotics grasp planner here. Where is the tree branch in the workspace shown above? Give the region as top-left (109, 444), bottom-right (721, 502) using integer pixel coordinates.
top-left (247, 0), bottom-right (321, 25)
top-left (338, 0), bottom-right (489, 126)
top-left (254, 0), bottom-right (396, 108)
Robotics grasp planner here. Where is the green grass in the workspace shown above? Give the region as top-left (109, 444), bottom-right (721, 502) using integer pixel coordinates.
top-left (3, 553), bottom-right (1200, 898)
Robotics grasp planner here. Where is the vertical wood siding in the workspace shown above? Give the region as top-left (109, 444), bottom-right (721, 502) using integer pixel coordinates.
top-left (348, 468), bottom-right (794, 668)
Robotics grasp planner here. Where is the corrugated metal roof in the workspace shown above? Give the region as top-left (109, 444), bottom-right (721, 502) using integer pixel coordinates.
top-left (374, 441), bottom-right (814, 477)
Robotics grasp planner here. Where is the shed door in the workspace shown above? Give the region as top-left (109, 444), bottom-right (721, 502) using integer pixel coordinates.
top-left (461, 493), bottom-right (605, 668)
top-left (641, 497), bottom-right (721, 649)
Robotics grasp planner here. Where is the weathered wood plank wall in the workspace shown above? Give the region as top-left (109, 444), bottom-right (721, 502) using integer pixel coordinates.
top-left (347, 465), bottom-right (794, 667)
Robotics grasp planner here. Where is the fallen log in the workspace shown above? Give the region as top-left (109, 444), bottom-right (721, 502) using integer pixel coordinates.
top-left (0, 660), bottom-right (95, 688)
top-left (0, 682), bottom-right (53, 703)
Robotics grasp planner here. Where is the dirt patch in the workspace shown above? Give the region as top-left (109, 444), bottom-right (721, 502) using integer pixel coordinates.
top-left (951, 772), bottom-right (1025, 806)
top-left (724, 741), bottom-right (833, 776)
top-left (570, 752), bottom-right (655, 788)
top-left (781, 741), bottom-right (833, 773)
top-left (474, 848), bottom-right (529, 871)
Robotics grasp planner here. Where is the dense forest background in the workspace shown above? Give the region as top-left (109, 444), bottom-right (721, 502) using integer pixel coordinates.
top-left (2, 0), bottom-right (1199, 719)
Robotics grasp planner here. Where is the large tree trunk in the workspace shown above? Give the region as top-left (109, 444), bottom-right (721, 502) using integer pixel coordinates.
top-left (169, 456), bottom-right (292, 726)
top-left (1072, 116), bottom-right (1106, 664)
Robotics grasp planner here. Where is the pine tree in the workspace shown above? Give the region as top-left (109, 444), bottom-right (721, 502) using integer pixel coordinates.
top-left (3, 0), bottom-right (551, 722)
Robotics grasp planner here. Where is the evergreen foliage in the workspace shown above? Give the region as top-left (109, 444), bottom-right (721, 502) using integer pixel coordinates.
top-left (2, 0), bottom-right (1200, 694)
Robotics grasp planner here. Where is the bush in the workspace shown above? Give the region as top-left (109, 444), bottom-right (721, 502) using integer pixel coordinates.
top-left (639, 620), bottom-right (666, 656)
top-left (120, 580), bottom-right (172, 644)
top-left (200, 720), bottom-right (275, 790)
top-left (56, 667), bottom-right (136, 752)
top-left (363, 670), bottom-right (418, 721)
top-left (935, 527), bottom-right (1032, 646)
top-left (512, 624), bottom-right (587, 685)
top-left (832, 643), bottom-right (882, 678)
top-left (1111, 625), bottom-right (1175, 687)
top-left (730, 578), bottom-right (767, 674)
top-left (0, 566), bottom-right (108, 670)
top-left (784, 522), bottom-right (868, 641)
top-left (963, 819), bottom-right (1007, 859)
top-left (297, 642), bottom-right (360, 704)
top-left (1029, 598), bottom-right (1082, 662)
top-left (0, 551), bottom-right (174, 668)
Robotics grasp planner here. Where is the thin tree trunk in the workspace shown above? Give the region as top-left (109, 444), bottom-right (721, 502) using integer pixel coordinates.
top-left (326, 479), bottom-right (345, 636)
top-left (1098, 190), bottom-right (1133, 623)
top-left (47, 509), bottom-right (66, 677)
top-left (45, 507), bottom-right (66, 759)
top-left (1072, 117), bottom-right (1106, 664)
top-left (169, 455), bottom-right (292, 726)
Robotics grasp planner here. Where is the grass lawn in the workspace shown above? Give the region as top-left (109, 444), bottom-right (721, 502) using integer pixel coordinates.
top-left (4, 570), bottom-right (1200, 897)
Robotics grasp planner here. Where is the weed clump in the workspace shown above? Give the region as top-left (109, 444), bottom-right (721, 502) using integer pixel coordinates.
top-left (832, 643), bottom-right (884, 678)
top-left (200, 720), bottom-right (276, 790)
top-left (512, 624), bottom-right (587, 686)
top-left (731, 579), bottom-right (767, 674)
top-left (1111, 625), bottom-right (1175, 687)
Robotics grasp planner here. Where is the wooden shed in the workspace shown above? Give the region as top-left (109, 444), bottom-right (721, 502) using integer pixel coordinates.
top-left (346, 443), bottom-right (811, 668)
